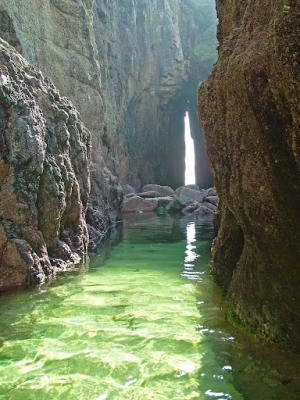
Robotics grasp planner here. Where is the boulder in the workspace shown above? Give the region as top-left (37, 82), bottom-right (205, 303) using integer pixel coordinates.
top-left (202, 201), bottom-right (218, 212)
top-left (181, 201), bottom-right (199, 215)
top-left (123, 196), bottom-right (158, 213)
top-left (166, 197), bottom-right (186, 213)
top-left (195, 205), bottom-right (214, 216)
top-left (175, 184), bottom-right (200, 195)
top-left (156, 196), bottom-right (174, 207)
top-left (124, 193), bottom-right (136, 198)
top-left (178, 187), bottom-right (205, 203)
top-left (142, 184), bottom-right (175, 197)
top-left (203, 187), bottom-right (217, 198)
top-left (136, 191), bottom-right (161, 198)
top-left (205, 195), bottom-right (219, 207)
top-left (122, 184), bottom-right (135, 196)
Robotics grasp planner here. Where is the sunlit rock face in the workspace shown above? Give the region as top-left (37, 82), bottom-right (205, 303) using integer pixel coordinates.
top-left (198, 0), bottom-right (300, 352)
top-left (0, 39), bottom-right (91, 287)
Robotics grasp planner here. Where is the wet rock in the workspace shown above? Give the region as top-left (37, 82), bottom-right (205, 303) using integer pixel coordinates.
top-left (86, 164), bottom-right (123, 247)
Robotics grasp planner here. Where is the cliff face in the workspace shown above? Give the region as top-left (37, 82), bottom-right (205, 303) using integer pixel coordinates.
top-left (198, 1), bottom-right (300, 351)
top-left (0, 0), bottom-right (217, 286)
top-left (0, 0), bottom-right (217, 191)
top-left (0, 39), bottom-right (90, 287)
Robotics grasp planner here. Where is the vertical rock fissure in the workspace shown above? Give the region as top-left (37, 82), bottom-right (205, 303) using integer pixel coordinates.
top-left (184, 111), bottom-right (196, 185)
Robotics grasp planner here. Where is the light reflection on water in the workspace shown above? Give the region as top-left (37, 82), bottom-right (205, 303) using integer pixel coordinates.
top-left (0, 214), bottom-right (300, 399)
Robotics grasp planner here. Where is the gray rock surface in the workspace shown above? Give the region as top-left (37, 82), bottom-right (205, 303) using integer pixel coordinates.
top-left (137, 191), bottom-right (161, 198)
top-left (123, 196), bottom-right (158, 213)
top-left (178, 187), bottom-right (205, 203)
top-left (205, 195), bottom-right (219, 207)
top-left (122, 184), bottom-right (135, 196)
top-left (196, 205), bottom-right (214, 216)
top-left (142, 184), bottom-right (175, 197)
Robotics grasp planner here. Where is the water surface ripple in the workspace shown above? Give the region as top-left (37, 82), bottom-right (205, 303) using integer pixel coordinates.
top-left (0, 214), bottom-right (300, 399)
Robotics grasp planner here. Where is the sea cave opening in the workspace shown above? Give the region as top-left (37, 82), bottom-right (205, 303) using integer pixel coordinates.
top-left (184, 111), bottom-right (196, 185)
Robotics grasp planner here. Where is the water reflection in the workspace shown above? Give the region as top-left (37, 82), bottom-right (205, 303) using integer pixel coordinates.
top-left (182, 222), bottom-right (201, 280)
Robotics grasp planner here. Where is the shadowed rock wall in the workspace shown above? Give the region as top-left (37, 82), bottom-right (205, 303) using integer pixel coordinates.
top-left (198, 0), bottom-right (300, 352)
top-left (0, 39), bottom-right (91, 287)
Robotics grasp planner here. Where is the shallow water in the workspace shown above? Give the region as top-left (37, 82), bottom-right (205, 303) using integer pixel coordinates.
top-left (0, 213), bottom-right (300, 399)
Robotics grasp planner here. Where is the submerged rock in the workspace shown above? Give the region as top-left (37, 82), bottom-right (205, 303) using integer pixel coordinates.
top-left (0, 38), bottom-right (91, 287)
top-left (198, 0), bottom-right (300, 352)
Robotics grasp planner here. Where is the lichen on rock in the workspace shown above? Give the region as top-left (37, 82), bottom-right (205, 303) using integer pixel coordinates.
top-left (0, 38), bottom-right (91, 287)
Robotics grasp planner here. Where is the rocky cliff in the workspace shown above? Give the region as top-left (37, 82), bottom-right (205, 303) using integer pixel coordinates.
top-left (198, 0), bottom-right (300, 352)
top-left (0, 0), bottom-right (217, 191)
top-left (0, 0), bottom-right (217, 287)
top-left (0, 38), bottom-right (90, 287)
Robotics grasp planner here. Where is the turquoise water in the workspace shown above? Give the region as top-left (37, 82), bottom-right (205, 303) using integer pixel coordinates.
top-left (0, 213), bottom-right (300, 399)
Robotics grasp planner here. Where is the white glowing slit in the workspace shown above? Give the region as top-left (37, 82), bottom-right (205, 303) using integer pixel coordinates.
top-left (184, 112), bottom-right (196, 185)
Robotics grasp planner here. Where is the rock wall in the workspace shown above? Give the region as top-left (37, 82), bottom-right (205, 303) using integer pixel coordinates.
top-left (0, 39), bottom-right (90, 287)
top-left (0, 0), bottom-right (217, 286)
top-left (0, 0), bottom-right (217, 191)
top-left (198, 0), bottom-right (300, 352)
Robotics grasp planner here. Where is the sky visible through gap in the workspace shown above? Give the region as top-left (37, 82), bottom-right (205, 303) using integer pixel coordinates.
top-left (184, 112), bottom-right (196, 185)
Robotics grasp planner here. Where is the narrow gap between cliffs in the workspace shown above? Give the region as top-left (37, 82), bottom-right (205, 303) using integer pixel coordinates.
top-left (184, 111), bottom-right (196, 185)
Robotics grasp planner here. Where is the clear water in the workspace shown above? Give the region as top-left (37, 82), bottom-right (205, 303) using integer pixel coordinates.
top-left (0, 214), bottom-right (300, 400)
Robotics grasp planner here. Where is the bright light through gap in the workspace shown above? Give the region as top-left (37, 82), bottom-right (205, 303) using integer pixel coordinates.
top-left (184, 112), bottom-right (196, 185)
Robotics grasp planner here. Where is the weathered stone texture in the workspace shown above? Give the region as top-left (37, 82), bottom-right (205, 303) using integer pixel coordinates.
top-left (198, 0), bottom-right (300, 351)
top-left (0, 0), bottom-right (217, 285)
top-left (142, 184), bottom-right (175, 197)
top-left (0, 0), bottom-right (216, 190)
top-left (0, 39), bottom-right (90, 287)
